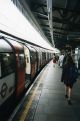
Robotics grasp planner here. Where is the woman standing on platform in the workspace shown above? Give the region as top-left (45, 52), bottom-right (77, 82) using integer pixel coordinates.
top-left (61, 53), bottom-right (78, 105)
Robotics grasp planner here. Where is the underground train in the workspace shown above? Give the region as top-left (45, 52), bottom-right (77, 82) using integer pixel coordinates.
top-left (0, 35), bottom-right (53, 107)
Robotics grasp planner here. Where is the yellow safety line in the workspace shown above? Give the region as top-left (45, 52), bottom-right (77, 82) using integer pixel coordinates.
top-left (19, 67), bottom-right (48, 121)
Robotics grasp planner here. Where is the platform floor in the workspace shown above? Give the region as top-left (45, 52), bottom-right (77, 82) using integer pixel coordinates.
top-left (13, 60), bottom-right (80, 121)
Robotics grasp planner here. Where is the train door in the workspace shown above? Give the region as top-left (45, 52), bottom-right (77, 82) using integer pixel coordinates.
top-left (15, 49), bottom-right (25, 96)
top-left (42, 49), bottom-right (46, 67)
top-left (32, 46), bottom-right (38, 73)
top-left (35, 47), bottom-right (41, 72)
top-left (39, 48), bottom-right (43, 68)
top-left (9, 40), bottom-right (25, 96)
top-left (29, 47), bottom-right (37, 80)
top-left (24, 45), bottom-right (31, 87)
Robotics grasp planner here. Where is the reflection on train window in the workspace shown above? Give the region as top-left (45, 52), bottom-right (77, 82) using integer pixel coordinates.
top-left (42, 52), bottom-right (46, 60)
top-left (18, 53), bottom-right (24, 68)
top-left (0, 53), bottom-right (15, 77)
top-left (30, 51), bottom-right (37, 63)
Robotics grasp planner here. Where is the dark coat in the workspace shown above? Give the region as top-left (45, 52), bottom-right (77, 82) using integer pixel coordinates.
top-left (61, 64), bottom-right (78, 85)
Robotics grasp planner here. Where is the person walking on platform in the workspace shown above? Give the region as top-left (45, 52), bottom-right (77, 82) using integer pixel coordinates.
top-left (61, 53), bottom-right (78, 105)
top-left (53, 53), bottom-right (57, 67)
top-left (58, 53), bottom-right (64, 68)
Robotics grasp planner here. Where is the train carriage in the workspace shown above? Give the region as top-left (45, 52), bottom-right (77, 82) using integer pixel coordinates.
top-left (0, 34), bottom-right (54, 108)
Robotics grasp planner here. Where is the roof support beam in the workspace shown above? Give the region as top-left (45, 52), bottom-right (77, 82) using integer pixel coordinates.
top-left (33, 12), bottom-right (48, 18)
top-left (53, 17), bottom-right (80, 26)
top-left (53, 6), bottom-right (80, 13)
top-left (47, 0), bottom-right (54, 45)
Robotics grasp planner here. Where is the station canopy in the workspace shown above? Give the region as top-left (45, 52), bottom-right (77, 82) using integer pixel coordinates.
top-left (12, 0), bottom-right (80, 50)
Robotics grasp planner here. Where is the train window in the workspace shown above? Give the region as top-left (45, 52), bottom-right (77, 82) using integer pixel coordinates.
top-left (42, 52), bottom-right (46, 59)
top-left (0, 62), bottom-right (1, 77)
top-left (0, 53), bottom-right (15, 77)
top-left (27, 57), bottom-right (29, 63)
top-left (30, 51), bottom-right (37, 63)
top-left (18, 53), bottom-right (25, 68)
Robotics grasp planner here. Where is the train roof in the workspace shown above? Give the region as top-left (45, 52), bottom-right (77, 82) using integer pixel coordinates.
top-left (0, 39), bottom-right (12, 52)
top-left (24, 43), bottom-right (36, 52)
top-left (6, 38), bottom-right (23, 49)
